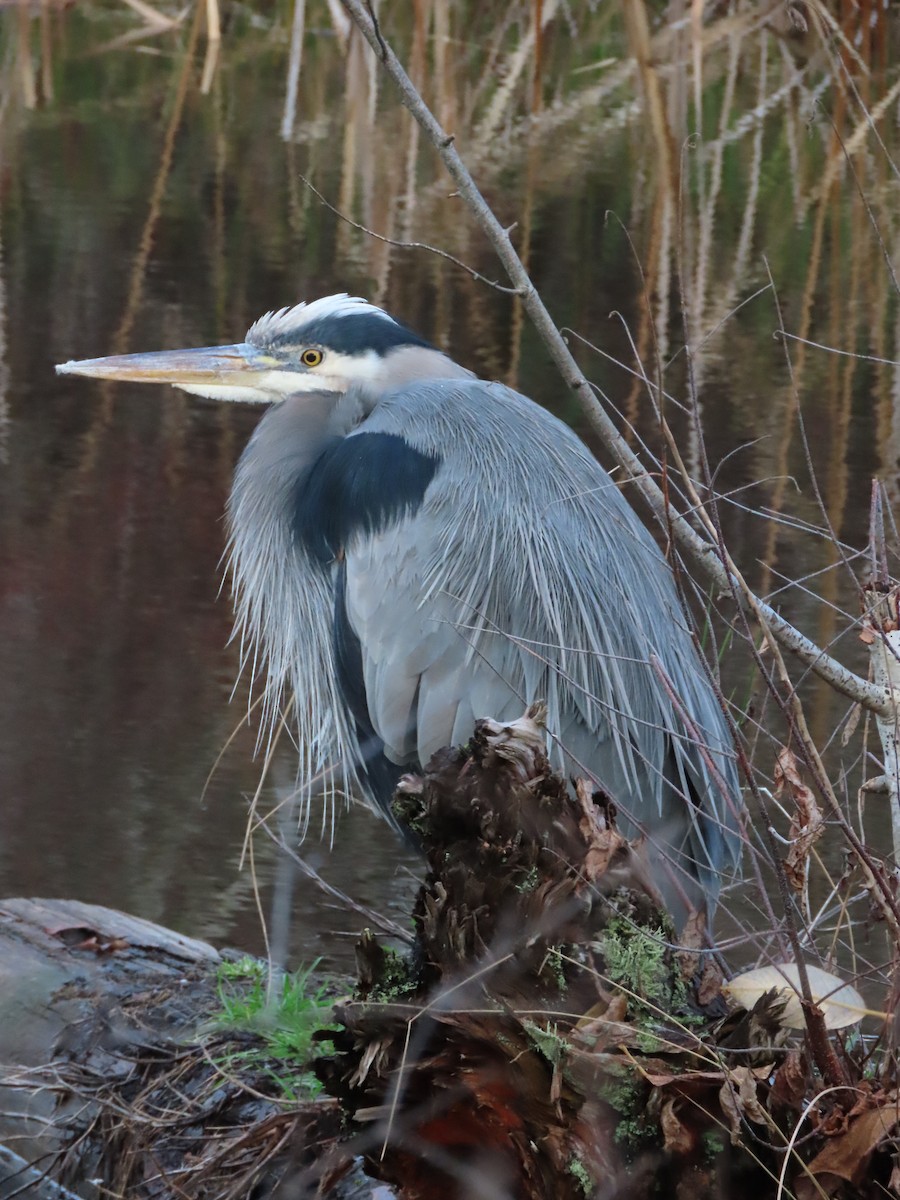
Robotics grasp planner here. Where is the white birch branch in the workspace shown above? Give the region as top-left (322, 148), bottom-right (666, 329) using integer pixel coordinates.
top-left (864, 588), bottom-right (900, 860)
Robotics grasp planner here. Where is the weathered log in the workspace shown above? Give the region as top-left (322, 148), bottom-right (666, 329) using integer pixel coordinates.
top-left (0, 898), bottom-right (386, 1199)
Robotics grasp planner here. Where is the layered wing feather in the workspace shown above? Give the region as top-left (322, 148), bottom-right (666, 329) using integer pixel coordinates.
top-left (338, 379), bottom-right (740, 913)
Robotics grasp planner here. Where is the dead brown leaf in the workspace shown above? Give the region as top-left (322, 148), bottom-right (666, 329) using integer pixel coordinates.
top-left (719, 1077), bottom-right (743, 1145)
top-left (675, 910), bottom-right (706, 982)
top-left (574, 993), bottom-right (628, 1031)
top-left (572, 1015), bottom-right (651, 1054)
top-left (574, 778), bottom-right (627, 881)
top-left (697, 955), bottom-right (725, 1007)
top-left (718, 1067), bottom-right (771, 1147)
top-left (660, 1095), bottom-right (694, 1156)
top-left (723, 964), bottom-right (867, 1030)
top-left (770, 1050), bottom-right (809, 1113)
top-left (798, 1102), bottom-right (899, 1198)
top-left (582, 830), bottom-right (630, 884)
top-left (732, 1066), bottom-right (769, 1126)
top-left (644, 1069), bottom-right (729, 1092)
top-left (775, 748), bottom-right (825, 899)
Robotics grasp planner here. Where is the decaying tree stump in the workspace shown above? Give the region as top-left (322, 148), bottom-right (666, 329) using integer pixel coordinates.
top-left (312, 706), bottom-right (763, 1200)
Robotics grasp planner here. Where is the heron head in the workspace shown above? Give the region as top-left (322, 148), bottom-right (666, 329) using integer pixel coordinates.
top-left (56, 294), bottom-right (471, 404)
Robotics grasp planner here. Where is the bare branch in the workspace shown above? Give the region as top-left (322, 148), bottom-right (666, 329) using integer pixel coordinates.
top-left (339, 0), bottom-right (890, 717)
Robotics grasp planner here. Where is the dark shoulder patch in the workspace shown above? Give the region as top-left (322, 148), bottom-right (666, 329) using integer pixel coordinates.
top-left (294, 432), bottom-right (440, 563)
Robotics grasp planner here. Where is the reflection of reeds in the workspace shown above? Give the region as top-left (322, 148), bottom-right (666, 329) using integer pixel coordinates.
top-left (5, 0), bottom-right (900, 972)
top-left (16, 1), bottom-right (36, 109)
top-left (280, 0), bottom-right (305, 141)
top-left (0, 217), bottom-right (8, 467)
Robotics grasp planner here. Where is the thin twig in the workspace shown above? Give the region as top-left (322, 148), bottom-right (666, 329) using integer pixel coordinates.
top-left (257, 819), bottom-right (414, 946)
top-left (297, 174), bottom-right (520, 294)
top-left (338, 0), bottom-right (889, 718)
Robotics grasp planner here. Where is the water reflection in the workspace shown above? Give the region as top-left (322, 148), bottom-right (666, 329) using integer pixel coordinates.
top-left (1, 3), bottom-right (899, 971)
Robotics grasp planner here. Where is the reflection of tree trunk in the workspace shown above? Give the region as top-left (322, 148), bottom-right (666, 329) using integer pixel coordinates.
top-left (113, 0), bottom-right (203, 359)
top-left (281, 0), bottom-right (306, 139)
top-left (756, 167), bottom-right (830, 603)
top-left (16, 3), bottom-right (36, 110)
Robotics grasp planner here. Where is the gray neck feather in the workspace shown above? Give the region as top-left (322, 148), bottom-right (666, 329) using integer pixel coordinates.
top-left (225, 391), bottom-right (363, 833)
top-left (377, 345), bottom-right (474, 389)
top-left (224, 347), bottom-right (471, 832)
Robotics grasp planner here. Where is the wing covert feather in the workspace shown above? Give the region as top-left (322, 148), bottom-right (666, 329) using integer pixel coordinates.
top-left (337, 378), bottom-right (740, 912)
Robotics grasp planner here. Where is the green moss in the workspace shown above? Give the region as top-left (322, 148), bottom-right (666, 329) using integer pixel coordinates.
top-left (601, 919), bottom-right (669, 1001)
top-left (567, 1153), bottom-right (593, 1195)
top-left (599, 917), bottom-right (689, 1015)
top-left (390, 793), bottom-right (428, 838)
top-left (702, 1129), bottom-right (727, 1163)
top-left (544, 945), bottom-right (568, 989)
top-left (598, 1057), bottom-right (657, 1160)
top-left (523, 1019), bottom-right (566, 1066)
top-left (368, 947), bottom-right (418, 1001)
top-left (515, 865), bottom-right (540, 893)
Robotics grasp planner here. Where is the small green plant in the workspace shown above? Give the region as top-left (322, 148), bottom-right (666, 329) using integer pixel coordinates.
top-left (212, 956), bottom-right (337, 1099)
top-left (602, 1059), bottom-right (655, 1160)
top-left (702, 1129), bottom-right (726, 1163)
top-left (543, 944), bottom-right (568, 989)
top-left (515, 865), bottom-right (540, 893)
top-left (369, 946), bottom-right (418, 1001)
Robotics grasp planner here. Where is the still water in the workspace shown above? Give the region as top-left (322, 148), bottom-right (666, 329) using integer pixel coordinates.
top-left (1, 3), bottom-right (899, 971)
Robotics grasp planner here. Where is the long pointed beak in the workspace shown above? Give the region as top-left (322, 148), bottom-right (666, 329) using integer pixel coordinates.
top-left (56, 343), bottom-right (268, 385)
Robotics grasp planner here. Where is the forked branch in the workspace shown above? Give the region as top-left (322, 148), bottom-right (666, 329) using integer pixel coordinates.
top-left (340, 0), bottom-right (890, 719)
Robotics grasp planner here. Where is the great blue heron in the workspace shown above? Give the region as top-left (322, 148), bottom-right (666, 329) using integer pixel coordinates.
top-left (57, 294), bottom-right (741, 921)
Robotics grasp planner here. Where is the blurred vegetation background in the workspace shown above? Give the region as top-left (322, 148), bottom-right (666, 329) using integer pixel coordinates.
top-left (0, 0), bottom-right (898, 968)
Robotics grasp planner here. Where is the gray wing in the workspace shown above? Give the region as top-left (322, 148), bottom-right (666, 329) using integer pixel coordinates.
top-left (341, 379), bottom-right (741, 915)
top-left (342, 521), bottom-right (531, 766)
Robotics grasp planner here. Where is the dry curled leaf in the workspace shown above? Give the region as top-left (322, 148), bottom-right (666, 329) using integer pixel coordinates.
top-left (797, 1103), bottom-right (899, 1198)
top-left (723, 963), bottom-right (868, 1030)
top-left (697, 955), bottom-right (726, 1007)
top-left (730, 1066), bottom-right (769, 1126)
top-left (718, 1067), bottom-right (770, 1145)
top-left (770, 1050), bottom-right (809, 1113)
top-left (775, 749), bottom-right (824, 899)
top-left (675, 909), bottom-right (706, 982)
top-left (718, 1076), bottom-right (743, 1145)
top-left (660, 1095), bottom-right (694, 1156)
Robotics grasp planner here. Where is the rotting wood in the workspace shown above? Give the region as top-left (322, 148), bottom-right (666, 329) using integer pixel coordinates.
top-left (0, 898), bottom-right (388, 1199)
top-left (315, 708), bottom-right (896, 1200)
top-left (1, 716), bottom-right (897, 1198)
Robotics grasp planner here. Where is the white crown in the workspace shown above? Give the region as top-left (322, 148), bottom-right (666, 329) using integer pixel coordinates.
top-left (246, 294), bottom-right (396, 344)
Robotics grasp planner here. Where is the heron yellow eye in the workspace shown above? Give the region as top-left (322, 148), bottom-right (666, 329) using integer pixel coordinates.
top-left (301, 348), bottom-right (323, 367)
